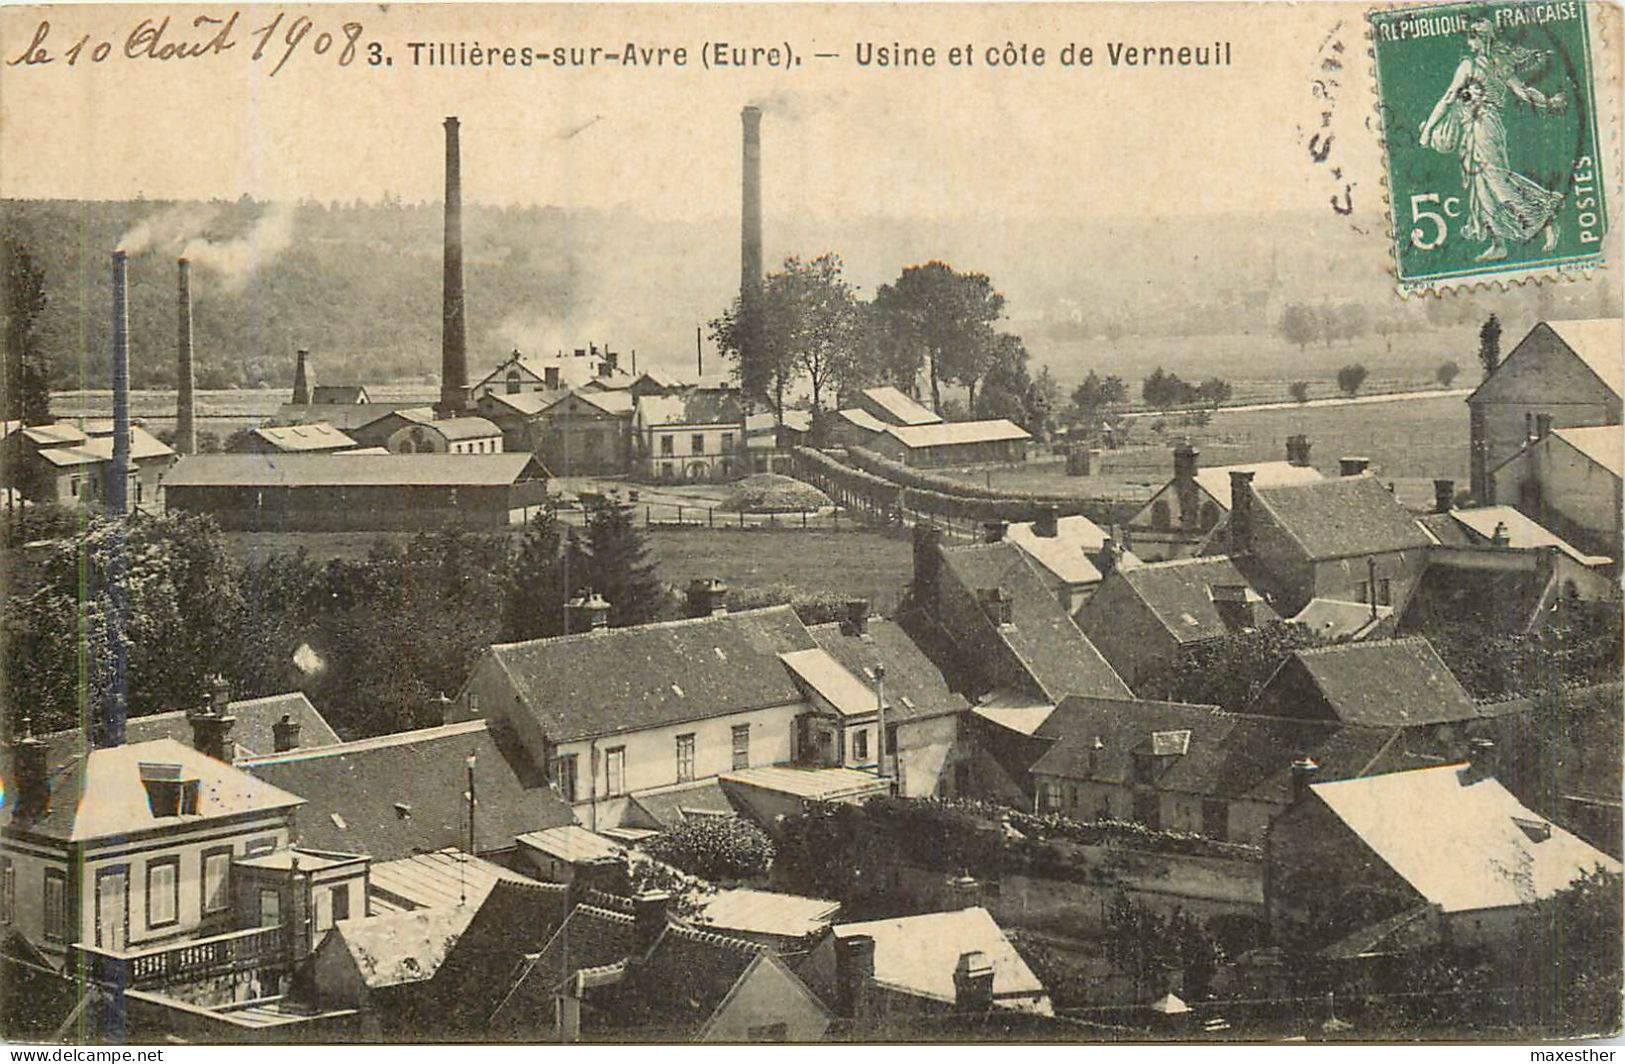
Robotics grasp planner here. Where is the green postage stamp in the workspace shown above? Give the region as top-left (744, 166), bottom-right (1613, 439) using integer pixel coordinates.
top-left (1368, 1), bottom-right (1608, 291)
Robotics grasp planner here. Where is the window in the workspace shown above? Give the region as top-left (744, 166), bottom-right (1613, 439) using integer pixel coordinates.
top-left (605, 746), bottom-right (626, 797)
top-left (70, 476), bottom-right (82, 499)
top-left (202, 848), bottom-right (232, 914)
top-left (731, 725), bottom-right (751, 771)
top-left (852, 729), bottom-right (869, 763)
top-left (0, 857), bottom-right (11, 924)
top-left (660, 435), bottom-right (674, 456)
top-left (146, 858), bottom-right (180, 928)
top-left (332, 884), bottom-right (350, 922)
top-left (1066, 784), bottom-right (1079, 810)
top-left (1038, 781), bottom-right (1061, 812)
top-left (676, 734), bottom-right (696, 783)
top-left (1378, 578), bottom-right (1393, 607)
top-left (691, 433), bottom-right (705, 455)
top-left (552, 754), bottom-right (579, 802)
top-left (43, 869), bottom-right (67, 942)
top-left (140, 763), bottom-right (199, 817)
top-left (720, 432), bottom-right (735, 453)
top-left (884, 724), bottom-right (898, 757)
top-left (259, 889), bottom-right (281, 927)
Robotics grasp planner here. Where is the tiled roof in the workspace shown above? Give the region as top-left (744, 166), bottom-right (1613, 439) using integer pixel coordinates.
top-left (1193, 461), bottom-right (1324, 512)
top-left (1251, 475), bottom-right (1432, 560)
top-left (165, 452), bottom-right (544, 488)
top-left (1272, 637), bottom-right (1481, 727)
top-left (252, 423), bottom-right (358, 452)
top-left (1553, 426), bottom-right (1623, 480)
top-left (1312, 765), bottom-right (1622, 912)
top-left (490, 905), bottom-right (642, 1028)
top-left (832, 908), bottom-right (1049, 1011)
top-left (238, 719), bottom-right (575, 860)
top-left (1108, 555), bottom-right (1280, 645)
top-left (40, 691), bottom-right (340, 762)
top-left (1544, 319), bottom-right (1624, 399)
top-left (807, 617), bottom-right (969, 723)
top-left (940, 542), bottom-right (1132, 702)
top-left (1005, 515), bottom-right (1108, 586)
top-left (2, 737), bottom-right (305, 842)
top-left (481, 606), bottom-right (816, 743)
top-left (329, 905), bottom-right (479, 989)
top-left (368, 848), bottom-right (534, 912)
top-left (860, 386), bottom-right (942, 427)
top-left (885, 419), bottom-right (1030, 449)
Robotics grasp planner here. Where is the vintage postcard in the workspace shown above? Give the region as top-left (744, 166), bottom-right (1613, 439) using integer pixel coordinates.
top-left (0, 0), bottom-right (1621, 1049)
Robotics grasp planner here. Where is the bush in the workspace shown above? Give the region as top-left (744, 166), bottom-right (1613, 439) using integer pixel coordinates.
top-left (720, 473), bottom-right (831, 514)
top-left (1289, 381), bottom-right (1311, 403)
top-left (641, 816), bottom-right (774, 881)
top-left (1336, 363), bottom-right (1369, 396)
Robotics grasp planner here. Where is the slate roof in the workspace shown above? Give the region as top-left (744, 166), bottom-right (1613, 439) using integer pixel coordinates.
top-left (1107, 555), bottom-right (1281, 645)
top-left (1312, 765), bottom-right (1622, 912)
top-left (886, 419), bottom-right (1030, 449)
top-left (478, 391), bottom-right (558, 417)
top-left (1398, 559), bottom-right (1554, 634)
top-left (860, 386), bottom-right (942, 427)
top-left (940, 542), bottom-right (1132, 702)
top-left (830, 908), bottom-right (1049, 1011)
top-left (489, 905), bottom-right (642, 1028)
top-left (1552, 425), bottom-right (1623, 480)
top-left (39, 691), bottom-right (340, 762)
top-left (1268, 637), bottom-right (1481, 727)
top-left (328, 905), bottom-right (479, 989)
top-left (164, 452), bottom-right (544, 488)
top-left (1193, 461), bottom-right (1324, 512)
top-left (807, 617), bottom-right (970, 723)
top-left (238, 719), bottom-right (575, 860)
top-left (251, 423), bottom-right (358, 453)
top-left (1290, 598), bottom-right (1392, 641)
top-left (626, 779), bottom-right (738, 830)
top-left (478, 606), bottom-right (816, 743)
top-left (1251, 475), bottom-right (1433, 560)
top-left (275, 403), bottom-right (433, 432)
top-left (2, 737), bottom-right (305, 843)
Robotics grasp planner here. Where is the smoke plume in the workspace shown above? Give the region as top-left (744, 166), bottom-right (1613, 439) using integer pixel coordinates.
top-left (182, 202), bottom-right (297, 290)
top-left (114, 203), bottom-right (218, 256)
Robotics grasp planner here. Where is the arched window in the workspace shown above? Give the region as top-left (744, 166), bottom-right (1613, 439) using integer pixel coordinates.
top-left (506, 369), bottom-right (522, 395)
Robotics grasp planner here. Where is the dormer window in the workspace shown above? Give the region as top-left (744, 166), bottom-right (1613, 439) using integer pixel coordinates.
top-left (139, 763), bottom-right (200, 817)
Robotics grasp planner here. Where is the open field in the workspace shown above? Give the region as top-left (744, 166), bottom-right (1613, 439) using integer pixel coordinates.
top-left (219, 526), bottom-right (915, 611)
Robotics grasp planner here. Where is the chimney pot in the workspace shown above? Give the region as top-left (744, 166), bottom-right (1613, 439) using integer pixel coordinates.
top-left (1098, 535), bottom-right (1122, 576)
top-left (1434, 479), bottom-right (1455, 514)
top-left (634, 890), bottom-right (669, 949)
top-left (1286, 434), bottom-right (1313, 468)
top-left (273, 713), bottom-right (302, 753)
top-left (1339, 456), bottom-right (1371, 477)
top-left (189, 707), bottom-right (237, 764)
top-left (835, 933), bottom-right (876, 1018)
top-left (1290, 756), bottom-right (1320, 802)
top-left (1173, 440), bottom-right (1200, 481)
top-left (1227, 470), bottom-right (1256, 555)
top-left (977, 587), bottom-right (1013, 627)
top-left (1033, 505), bottom-right (1060, 538)
top-left (1535, 413), bottom-right (1553, 441)
top-left (843, 598), bottom-right (871, 635)
top-left (12, 734), bottom-right (50, 818)
top-left (981, 520), bottom-right (1008, 544)
top-left (1491, 521), bottom-right (1511, 548)
top-left (953, 950), bottom-right (996, 1013)
top-left (565, 588), bottom-right (612, 631)
top-left (685, 578), bottom-right (730, 619)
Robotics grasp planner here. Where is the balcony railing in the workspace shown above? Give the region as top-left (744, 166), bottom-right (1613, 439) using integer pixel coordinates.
top-left (79, 924), bottom-right (288, 989)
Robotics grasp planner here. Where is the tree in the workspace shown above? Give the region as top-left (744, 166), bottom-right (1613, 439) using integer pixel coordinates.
top-left (1289, 380), bottom-right (1312, 403)
top-left (500, 508), bottom-right (574, 643)
top-left (1336, 362), bottom-right (1369, 396)
top-left (1137, 621), bottom-right (1324, 711)
top-left (872, 262), bottom-right (1006, 412)
top-left (710, 288), bottom-right (795, 421)
top-left (1, 233), bottom-right (52, 425)
top-left (1477, 313), bottom-right (1503, 378)
top-left (1278, 303), bottom-right (1318, 351)
top-left (1436, 360), bottom-right (1461, 386)
top-left (1070, 370), bottom-right (1128, 430)
top-left (776, 254), bottom-right (865, 414)
top-left (642, 816), bottom-right (775, 881)
top-left (972, 333), bottom-right (1043, 432)
top-left (1195, 377), bottom-right (1233, 409)
top-left (1142, 367), bottom-right (1195, 411)
top-left (582, 497), bottom-right (666, 628)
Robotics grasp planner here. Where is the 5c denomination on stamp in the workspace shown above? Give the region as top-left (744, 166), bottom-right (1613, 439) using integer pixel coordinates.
top-left (1368, 1), bottom-right (1607, 291)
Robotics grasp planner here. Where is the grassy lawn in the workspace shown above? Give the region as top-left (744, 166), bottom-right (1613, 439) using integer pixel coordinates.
top-left (220, 525), bottom-right (916, 611)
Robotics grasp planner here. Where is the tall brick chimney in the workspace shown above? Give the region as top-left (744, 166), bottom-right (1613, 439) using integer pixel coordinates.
top-left (109, 251), bottom-right (131, 515)
top-left (292, 349), bottom-right (313, 406)
top-left (175, 258), bottom-right (197, 455)
top-left (437, 116), bottom-right (470, 418)
top-left (741, 106), bottom-right (764, 298)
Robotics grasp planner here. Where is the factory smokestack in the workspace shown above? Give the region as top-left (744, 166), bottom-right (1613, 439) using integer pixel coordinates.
top-left (436, 116), bottom-right (470, 418)
top-left (175, 258), bottom-right (197, 455)
top-left (110, 251), bottom-right (132, 514)
top-left (741, 106), bottom-right (763, 297)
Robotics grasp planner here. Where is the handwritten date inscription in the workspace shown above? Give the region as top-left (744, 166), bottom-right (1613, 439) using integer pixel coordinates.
top-left (8, 13), bottom-right (367, 76)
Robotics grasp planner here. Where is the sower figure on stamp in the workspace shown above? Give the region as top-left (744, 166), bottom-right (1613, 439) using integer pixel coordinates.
top-left (1419, 18), bottom-right (1568, 262)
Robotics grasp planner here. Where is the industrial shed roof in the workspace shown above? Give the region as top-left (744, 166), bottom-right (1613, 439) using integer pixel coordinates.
top-left (252, 423), bottom-right (358, 452)
top-left (860, 386), bottom-right (942, 427)
top-left (422, 417), bottom-right (503, 441)
top-left (35, 425), bottom-right (173, 467)
top-left (368, 849), bottom-right (535, 913)
top-left (164, 452), bottom-right (544, 488)
top-left (885, 419), bottom-right (1030, 449)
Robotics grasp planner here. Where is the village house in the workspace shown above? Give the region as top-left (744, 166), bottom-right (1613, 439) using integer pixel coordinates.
top-left (1267, 764), bottom-right (1621, 955)
top-left (3, 420), bottom-right (175, 512)
top-left (910, 530), bottom-right (1133, 706)
top-left (634, 390), bottom-right (748, 482)
top-left (472, 346), bottom-right (633, 399)
top-left (42, 685), bottom-right (342, 765)
top-left (238, 719), bottom-right (577, 863)
top-left (799, 907), bottom-right (1052, 1019)
top-left (1124, 437), bottom-right (1324, 561)
top-left (163, 452), bottom-right (548, 531)
top-left (384, 416), bottom-right (505, 455)
top-left (531, 389), bottom-right (635, 475)
top-left (1488, 423), bottom-right (1623, 561)
top-left (991, 509), bottom-right (1137, 615)
top-left (487, 891), bottom-right (834, 1041)
top-left (1467, 319), bottom-right (1622, 502)
top-left (1230, 468), bottom-right (1434, 617)
top-left (1245, 637), bottom-right (1483, 730)
top-left (1077, 555), bottom-right (1279, 687)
